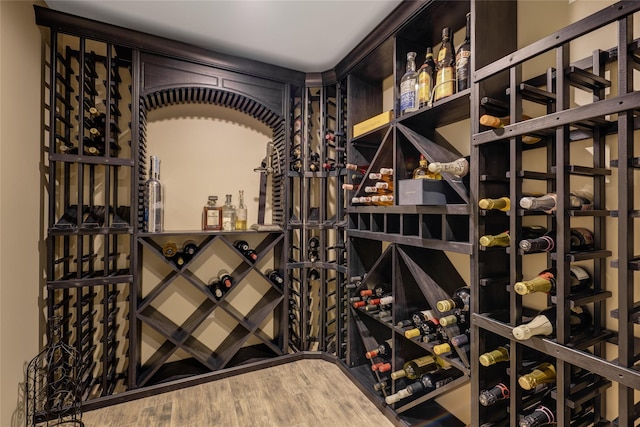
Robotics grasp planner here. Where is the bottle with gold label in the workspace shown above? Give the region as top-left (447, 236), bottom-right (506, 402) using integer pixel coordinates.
top-left (478, 197), bottom-right (510, 212)
top-left (417, 47), bottom-right (436, 107)
top-left (412, 155), bottom-right (442, 179)
top-left (434, 27), bottom-right (456, 101)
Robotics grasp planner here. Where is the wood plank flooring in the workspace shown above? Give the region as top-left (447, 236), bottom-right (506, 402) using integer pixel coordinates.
top-left (82, 359), bottom-right (396, 427)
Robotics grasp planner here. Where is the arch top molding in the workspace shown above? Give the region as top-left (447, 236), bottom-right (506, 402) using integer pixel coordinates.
top-left (141, 52), bottom-right (286, 119)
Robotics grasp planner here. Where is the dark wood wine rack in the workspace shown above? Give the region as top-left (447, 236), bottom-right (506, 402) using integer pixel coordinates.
top-left (472, 2), bottom-right (640, 426)
top-left (35, 1), bottom-right (640, 425)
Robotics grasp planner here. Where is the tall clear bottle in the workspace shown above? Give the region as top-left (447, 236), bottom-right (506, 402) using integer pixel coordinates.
top-left (235, 190), bottom-right (248, 230)
top-left (400, 51), bottom-right (419, 115)
top-left (434, 27), bottom-right (456, 101)
top-left (144, 155), bottom-right (163, 232)
top-left (222, 194), bottom-right (236, 231)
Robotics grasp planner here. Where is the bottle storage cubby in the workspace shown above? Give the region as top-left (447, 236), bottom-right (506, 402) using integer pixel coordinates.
top-left (135, 231), bottom-right (285, 386)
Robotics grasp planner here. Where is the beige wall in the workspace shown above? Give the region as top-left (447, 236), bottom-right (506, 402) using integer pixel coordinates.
top-left (0, 1), bottom-right (45, 426)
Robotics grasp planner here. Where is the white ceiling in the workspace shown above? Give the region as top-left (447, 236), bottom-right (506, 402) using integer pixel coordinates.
top-left (44, 0), bottom-right (403, 72)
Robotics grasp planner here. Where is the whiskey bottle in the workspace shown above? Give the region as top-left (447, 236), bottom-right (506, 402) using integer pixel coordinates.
top-left (365, 338), bottom-right (392, 359)
top-left (512, 306), bottom-right (592, 340)
top-left (221, 194), bottom-right (236, 231)
top-left (519, 191), bottom-right (593, 213)
top-left (479, 381), bottom-right (510, 407)
top-left (390, 355), bottom-right (442, 380)
top-left (235, 190), bottom-right (248, 230)
top-left (143, 155), bottom-right (163, 232)
top-left (513, 265), bottom-right (592, 296)
top-left (518, 361), bottom-right (556, 390)
top-left (434, 27), bottom-right (456, 101)
top-left (455, 13), bottom-right (472, 91)
top-left (478, 197), bottom-right (510, 212)
top-left (417, 47), bottom-right (436, 108)
top-left (479, 114), bottom-right (541, 144)
top-left (412, 155), bottom-right (442, 180)
top-left (385, 368), bottom-right (464, 404)
top-left (202, 196), bottom-right (222, 230)
top-left (428, 157), bottom-right (469, 178)
top-left (400, 51), bottom-right (419, 115)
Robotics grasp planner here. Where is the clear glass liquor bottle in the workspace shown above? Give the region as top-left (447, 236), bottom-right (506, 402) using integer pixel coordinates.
top-left (400, 51), bottom-right (418, 115)
top-left (412, 154), bottom-right (442, 180)
top-left (144, 155), bottom-right (163, 232)
top-left (221, 194), bottom-right (236, 231)
top-left (235, 190), bottom-right (247, 230)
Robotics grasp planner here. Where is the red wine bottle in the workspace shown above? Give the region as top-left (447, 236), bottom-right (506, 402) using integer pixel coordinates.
top-left (365, 338), bottom-right (392, 359)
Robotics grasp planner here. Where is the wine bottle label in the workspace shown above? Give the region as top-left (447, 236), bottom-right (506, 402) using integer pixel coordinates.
top-left (455, 50), bottom-right (470, 81)
top-left (418, 72), bottom-right (433, 105)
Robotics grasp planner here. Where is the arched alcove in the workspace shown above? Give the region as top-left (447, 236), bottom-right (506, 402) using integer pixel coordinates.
top-left (138, 86), bottom-right (287, 228)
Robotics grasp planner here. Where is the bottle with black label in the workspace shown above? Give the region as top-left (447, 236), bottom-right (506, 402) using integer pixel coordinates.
top-left (455, 13), bottom-right (471, 91)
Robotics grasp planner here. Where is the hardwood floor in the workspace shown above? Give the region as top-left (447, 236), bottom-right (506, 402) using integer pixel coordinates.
top-left (82, 359), bottom-right (395, 427)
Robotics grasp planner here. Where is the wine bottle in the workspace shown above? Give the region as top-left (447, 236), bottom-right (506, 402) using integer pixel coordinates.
top-left (162, 241), bottom-right (178, 258)
top-left (479, 231), bottom-right (510, 248)
top-left (519, 227), bottom-right (594, 253)
top-left (519, 191), bottom-right (593, 213)
top-left (341, 183), bottom-right (360, 191)
top-left (427, 157), bottom-right (469, 178)
top-left (203, 196), bottom-right (222, 230)
top-left (365, 338), bottom-right (392, 359)
top-left (360, 283), bottom-right (392, 298)
top-left (235, 190), bottom-right (248, 230)
top-left (182, 240), bottom-right (198, 259)
top-left (412, 154), bottom-right (442, 180)
top-left (433, 334), bottom-right (469, 355)
top-left (390, 355), bottom-right (442, 380)
top-left (373, 378), bottom-right (391, 392)
top-left (233, 240), bottom-right (250, 253)
top-left (400, 51), bottom-right (419, 115)
top-left (385, 368), bottom-right (464, 404)
top-left (512, 306), bottom-right (592, 340)
top-left (513, 265), bottom-right (592, 296)
top-left (455, 13), bottom-right (471, 91)
top-left (144, 154), bottom-right (164, 233)
top-left (434, 27), bottom-right (456, 101)
top-left (417, 47), bottom-right (436, 108)
top-left (308, 268), bottom-right (320, 281)
top-left (479, 381), bottom-right (510, 407)
top-left (404, 318), bottom-right (440, 339)
top-left (481, 226), bottom-right (547, 248)
top-left (518, 361), bottom-right (557, 390)
top-left (207, 280), bottom-right (226, 299)
top-left (479, 345), bottom-right (509, 367)
top-left (345, 163), bottom-right (369, 175)
top-left (436, 286), bottom-right (470, 312)
top-left (218, 270), bottom-right (233, 288)
top-left (519, 393), bottom-right (593, 427)
top-left (266, 269), bottom-right (284, 286)
top-left (478, 197), bottom-right (510, 212)
top-left (479, 114), bottom-right (541, 144)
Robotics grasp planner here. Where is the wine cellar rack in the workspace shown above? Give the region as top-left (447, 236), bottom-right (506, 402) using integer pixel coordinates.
top-left (472, 2), bottom-right (640, 427)
top-left (34, 1), bottom-right (640, 425)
